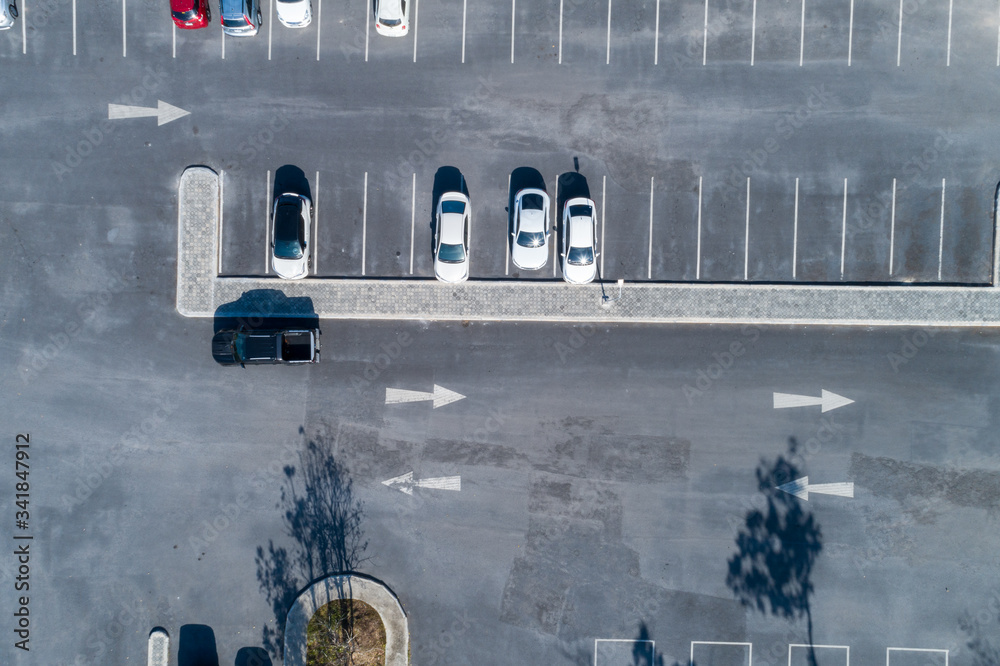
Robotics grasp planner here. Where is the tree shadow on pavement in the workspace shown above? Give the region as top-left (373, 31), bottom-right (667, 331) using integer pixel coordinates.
top-left (726, 438), bottom-right (823, 666)
top-left (254, 426), bottom-right (369, 661)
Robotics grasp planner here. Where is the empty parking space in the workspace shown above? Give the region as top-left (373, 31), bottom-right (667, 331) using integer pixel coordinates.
top-left (691, 641), bottom-right (752, 666)
top-left (886, 648), bottom-right (948, 666)
top-left (410, 0), bottom-right (464, 63)
top-left (892, 178), bottom-right (949, 281)
top-left (940, 180), bottom-right (993, 283)
top-left (947, 0), bottom-right (999, 67)
top-left (648, 166), bottom-right (700, 280)
top-left (751, 0), bottom-right (803, 64)
top-left (317, 0), bottom-right (365, 63)
top-left (511, 0), bottom-right (558, 66)
top-left (220, 169), bottom-right (267, 276)
top-left (606, 0), bottom-right (657, 69)
top-left (896, 0), bottom-right (951, 67)
top-left (77, 0), bottom-right (124, 59)
top-left (793, 176), bottom-right (847, 281)
top-left (558, 0), bottom-right (609, 65)
top-left (315, 165), bottom-right (366, 277)
top-left (172, 24), bottom-right (227, 60)
top-left (653, 0), bottom-right (705, 67)
top-left (745, 174), bottom-right (796, 280)
top-left (704, 0), bottom-right (753, 64)
top-left (364, 170), bottom-right (419, 276)
top-left (788, 644), bottom-right (849, 666)
top-left (602, 175), bottom-right (656, 280)
top-left (698, 176), bottom-right (749, 281)
top-left (802, 0), bottom-right (853, 63)
top-left (461, 0), bottom-right (511, 63)
top-left (843, 176), bottom-right (894, 282)
top-left (124, 0), bottom-right (172, 60)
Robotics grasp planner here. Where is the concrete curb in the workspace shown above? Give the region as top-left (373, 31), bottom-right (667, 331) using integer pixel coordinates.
top-left (283, 574), bottom-right (408, 666)
top-left (178, 167), bottom-right (1000, 326)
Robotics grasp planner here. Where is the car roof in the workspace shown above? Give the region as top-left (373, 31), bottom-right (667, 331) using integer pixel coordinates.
top-left (440, 213), bottom-right (465, 245)
top-left (568, 215), bottom-right (594, 247)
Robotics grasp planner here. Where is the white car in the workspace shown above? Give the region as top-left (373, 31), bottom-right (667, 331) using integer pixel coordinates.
top-left (434, 192), bottom-right (471, 283)
top-left (511, 188), bottom-right (550, 271)
top-left (374, 0), bottom-right (408, 36)
top-left (0, 1), bottom-right (17, 30)
top-left (276, 0), bottom-right (311, 27)
top-left (560, 197), bottom-right (598, 284)
top-left (271, 193), bottom-right (312, 280)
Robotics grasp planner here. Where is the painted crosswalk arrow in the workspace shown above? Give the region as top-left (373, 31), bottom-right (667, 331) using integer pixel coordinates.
top-left (382, 471), bottom-right (462, 495)
top-left (385, 384), bottom-right (465, 409)
top-left (778, 476), bottom-right (854, 501)
top-left (108, 100), bottom-right (190, 126)
top-left (773, 389), bottom-right (854, 413)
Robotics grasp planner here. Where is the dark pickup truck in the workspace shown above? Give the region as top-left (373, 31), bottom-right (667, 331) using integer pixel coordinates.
top-left (212, 327), bottom-right (320, 366)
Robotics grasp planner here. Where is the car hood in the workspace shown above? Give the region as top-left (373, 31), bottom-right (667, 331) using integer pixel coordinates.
top-left (512, 244), bottom-right (548, 270)
top-left (435, 259), bottom-right (469, 283)
top-left (273, 256), bottom-right (308, 279)
top-left (563, 260), bottom-right (597, 284)
top-left (278, 1), bottom-right (310, 21)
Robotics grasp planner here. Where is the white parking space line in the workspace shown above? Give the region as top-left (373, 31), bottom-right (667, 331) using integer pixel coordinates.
top-left (847, 0), bottom-right (853, 65)
top-left (172, 23), bottom-right (176, 58)
top-left (946, 0), bottom-right (953, 66)
top-left (648, 176), bottom-right (655, 280)
top-left (702, 0), bottom-right (708, 65)
top-left (606, 0), bottom-right (612, 64)
top-left (601, 176), bottom-right (606, 276)
top-left (222, 31), bottom-right (226, 59)
top-left (316, 0), bottom-right (322, 59)
top-left (799, 0), bottom-right (805, 65)
top-left (793, 177), bottom-right (799, 278)
top-left (409, 173), bottom-right (415, 275)
top-left (553, 176), bottom-right (559, 277)
top-left (412, 0), bottom-right (419, 62)
top-left (122, 0), bottom-right (127, 57)
top-left (461, 0), bottom-right (467, 62)
top-left (654, 0), bottom-right (660, 64)
top-left (506, 173), bottom-right (511, 275)
top-left (558, 0), bottom-right (564, 63)
top-left (744, 177), bottom-right (750, 280)
top-left (510, 0), bottom-right (516, 63)
top-left (313, 171), bottom-right (320, 274)
top-left (362, 172), bottom-right (368, 276)
top-left (897, 0), bottom-right (903, 66)
top-left (268, 0), bottom-right (273, 60)
top-left (997, 0), bottom-right (1000, 66)
top-left (889, 178), bottom-right (897, 275)
top-left (696, 176), bottom-right (703, 279)
top-left (73, 0), bottom-right (78, 55)
top-left (21, 0), bottom-right (26, 54)
top-left (939, 178), bottom-right (946, 280)
top-left (840, 178), bottom-right (847, 279)
top-left (265, 170), bottom-right (271, 273)
top-left (364, 2), bottom-right (369, 62)
top-left (219, 171), bottom-right (225, 275)
top-left (751, 0), bottom-right (757, 65)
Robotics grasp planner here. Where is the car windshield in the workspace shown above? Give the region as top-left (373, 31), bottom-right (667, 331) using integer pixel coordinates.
top-left (568, 204), bottom-right (592, 218)
top-left (441, 200), bottom-right (465, 215)
top-left (567, 246), bottom-right (594, 266)
top-left (437, 243), bottom-right (466, 263)
top-left (274, 205), bottom-right (304, 259)
top-left (521, 193), bottom-right (544, 210)
top-left (516, 231), bottom-right (546, 248)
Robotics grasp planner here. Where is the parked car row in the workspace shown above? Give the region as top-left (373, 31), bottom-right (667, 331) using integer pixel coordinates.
top-left (170, 0), bottom-right (408, 35)
top-left (269, 184), bottom-right (599, 285)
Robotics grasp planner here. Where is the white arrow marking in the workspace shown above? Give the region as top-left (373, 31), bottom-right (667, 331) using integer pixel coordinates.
top-left (108, 100), bottom-right (190, 126)
top-left (382, 471), bottom-right (461, 495)
top-left (778, 476), bottom-right (854, 501)
top-left (385, 384), bottom-right (465, 409)
top-left (773, 389), bottom-right (854, 413)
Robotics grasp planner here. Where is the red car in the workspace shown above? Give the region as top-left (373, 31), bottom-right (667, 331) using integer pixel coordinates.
top-left (170, 0), bottom-right (210, 29)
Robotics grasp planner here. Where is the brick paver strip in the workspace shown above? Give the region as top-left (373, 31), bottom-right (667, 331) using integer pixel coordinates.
top-left (178, 167), bottom-right (1000, 326)
top-left (284, 574), bottom-right (408, 666)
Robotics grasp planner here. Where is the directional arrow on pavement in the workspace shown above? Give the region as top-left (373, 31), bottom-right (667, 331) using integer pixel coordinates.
top-left (773, 389), bottom-right (854, 413)
top-left (385, 384), bottom-right (465, 409)
top-left (108, 100), bottom-right (190, 126)
top-left (382, 471), bottom-right (462, 495)
top-left (778, 476), bottom-right (854, 501)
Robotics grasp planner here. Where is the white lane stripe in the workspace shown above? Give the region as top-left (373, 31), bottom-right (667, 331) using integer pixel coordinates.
top-left (313, 171), bottom-right (320, 274)
top-left (316, 0), bottom-right (322, 60)
top-left (362, 172), bottom-right (368, 276)
top-left (648, 176), bottom-right (654, 280)
top-left (409, 173), bottom-right (415, 275)
top-left (265, 170), bottom-right (271, 274)
top-left (809, 482), bottom-right (854, 497)
top-left (510, 0), bottom-right (516, 63)
top-left (654, 0), bottom-right (660, 64)
top-left (696, 176), bottom-right (703, 279)
top-left (558, 0), bottom-right (563, 64)
top-left (412, 0), bottom-right (418, 62)
top-left (218, 170), bottom-right (225, 275)
top-left (222, 29), bottom-right (225, 59)
top-left (946, 0), bottom-right (953, 66)
top-left (939, 178), bottom-right (946, 280)
top-left (364, 0), bottom-right (369, 62)
top-left (840, 178), bottom-right (847, 279)
top-left (750, 0), bottom-right (756, 65)
top-left (997, 0), bottom-right (1000, 66)
top-left (606, 0), bottom-right (612, 64)
top-left (703, 0), bottom-right (708, 65)
top-left (799, 0), bottom-right (805, 66)
top-left (744, 177), bottom-right (750, 280)
top-left (415, 476), bottom-right (461, 491)
top-left (601, 175), bottom-right (606, 277)
top-left (122, 0), bottom-right (126, 57)
top-left (461, 0), bottom-right (467, 62)
top-left (793, 178), bottom-right (799, 278)
top-left (897, 0), bottom-right (903, 66)
top-left (268, 0), bottom-right (273, 60)
top-left (553, 176), bottom-right (559, 277)
top-left (74, 0), bottom-right (78, 55)
top-left (172, 22), bottom-right (176, 58)
top-left (21, 0), bottom-right (26, 54)
top-left (847, 0), bottom-right (853, 65)
top-left (889, 178), bottom-right (897, 276)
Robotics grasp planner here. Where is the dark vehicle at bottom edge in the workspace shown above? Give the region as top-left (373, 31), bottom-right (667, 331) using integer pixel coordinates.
top-left (212, 327), bottom-right (320, 366)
